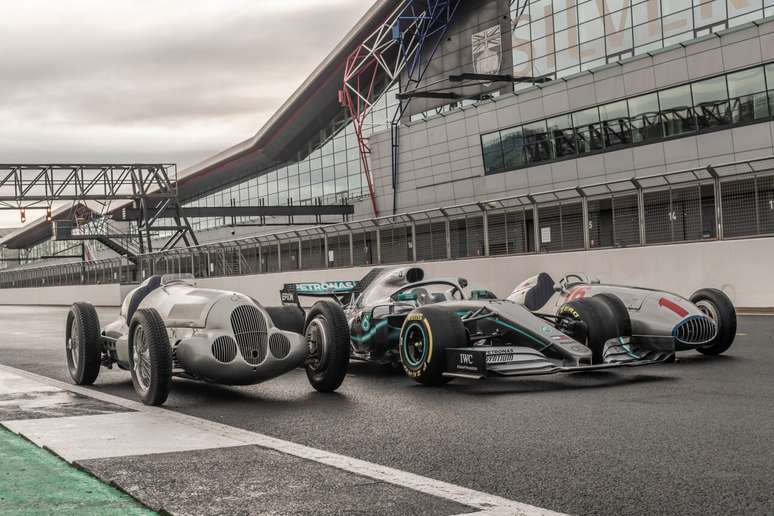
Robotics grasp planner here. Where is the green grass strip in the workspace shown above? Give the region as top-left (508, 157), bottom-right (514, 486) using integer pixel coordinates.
top-left (0, 426), bottom-right (154, 515)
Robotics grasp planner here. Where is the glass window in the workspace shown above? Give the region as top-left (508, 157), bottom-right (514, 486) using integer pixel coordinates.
top-left (659, 85), bottom-right (696, 136)
top-left (662, 0), bottom-right (691, 15)
top-left (606, 27), bottom-right (634, 55)
top-left (523, 120), bottom-right (552, 163)
top-left (662, 10), bottom-right (692, 39)
top-left (547, 115), bottom-right (576, 158)
top-left (532, 16), bottom-right (555, 39)
top-left (693, 0), bottom-right (726, 27)
top-left (577, 0), bottom-right (600, 23)
top-left (766, 63), bottom-right (774, 116)
top-left (579, 18), bottom-right (604, 43)
top-left (727, 68), bottom-right (769, 123)
top-left (628, 92), bottom-right (662, 142)
top-left (600, 100), bottom-right (631, 148)
top-left (692, 76), bottom-right (731, 130)
top-left (556, 46), bottom-right (581, 70)
top-left (554, 7), bottom-right (578, 32)
top-left (500, 126), bottom-right (526, 170)
top-left (579, 38), bottom-right (605, 63)
top-left (573, 107), bottom-right (604, 154)
top-left (481, 132), bottom-right (504, 174)
top-left (728, 0), bottom-right (762, 18)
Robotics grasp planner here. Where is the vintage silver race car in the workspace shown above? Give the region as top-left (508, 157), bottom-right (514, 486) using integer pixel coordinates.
top-left (66, 274), bottom-right (349, 405)
top-left (507, 272), bottom-right (736, 361)
top-left (279, 267), bottom-right (672, 386)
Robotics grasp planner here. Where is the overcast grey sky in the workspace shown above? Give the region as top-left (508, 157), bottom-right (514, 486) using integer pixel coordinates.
top-left (0, 0), bottom-right (371, 228)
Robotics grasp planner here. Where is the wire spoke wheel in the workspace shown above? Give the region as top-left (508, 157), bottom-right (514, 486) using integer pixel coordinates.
top-left (132, 325), bottom-right (152, 393)
top-left (65, 302), bottom-right (101, 386)
top-left (67, 318), bottom-right (80, 372)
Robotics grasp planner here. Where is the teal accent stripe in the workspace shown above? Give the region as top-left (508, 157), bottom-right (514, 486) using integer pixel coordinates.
top-left (455, 309), bottom-right (547, 347)
top-left (350, 320), bottom-right (388, 343)
top-left (492, 319), bottom-right (545, 346)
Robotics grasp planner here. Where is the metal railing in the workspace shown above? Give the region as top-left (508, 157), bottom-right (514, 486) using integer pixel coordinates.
top-left (2, 156), bottom-right (774, 289)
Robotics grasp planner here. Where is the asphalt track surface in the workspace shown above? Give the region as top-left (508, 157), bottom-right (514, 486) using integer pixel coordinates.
top-left (0, 305), bottom-right (772, 515)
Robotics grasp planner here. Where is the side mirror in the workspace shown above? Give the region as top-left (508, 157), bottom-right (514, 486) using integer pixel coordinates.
top-left (395, 291), bottom-right (418, 302)
top-left (458, 278), bottom-right (468, 289)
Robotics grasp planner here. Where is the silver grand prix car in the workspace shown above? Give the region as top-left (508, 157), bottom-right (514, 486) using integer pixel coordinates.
top-left (65, 274), bottom-right (349, 405)
top-left (507, 272), bottom-right (737, 362)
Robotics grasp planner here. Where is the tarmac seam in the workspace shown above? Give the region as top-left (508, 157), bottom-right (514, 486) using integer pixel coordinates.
top-left (0, 363), bottom-right (566, 516)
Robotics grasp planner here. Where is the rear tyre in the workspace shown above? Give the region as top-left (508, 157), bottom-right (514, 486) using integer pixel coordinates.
top-left (690, 288), bottom-right (736, 355)
top-left (65, 302), bottom-right (102, 385)
top-left (399, 306), bottom-right (467, 385)
top-left (303, 300), bottom-right (350, 392)
top-left (265, 305), bottom-right (306, 334)
top-left (129, 308), bottom-right (172, 406)
top-left (558, 294), bottom-right (630, 363)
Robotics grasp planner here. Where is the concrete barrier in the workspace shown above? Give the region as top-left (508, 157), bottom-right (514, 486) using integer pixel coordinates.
top-left (0, 284), bottom-right (121, 307)
top-left (0, 237), bottom-right (770, 308)
top-left (197, 237), bottom-right (772, 309)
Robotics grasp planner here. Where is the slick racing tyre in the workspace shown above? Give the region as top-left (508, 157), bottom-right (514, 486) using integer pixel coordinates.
top-left (558, 294), bottom-right (630, 364)
top-left (265, 305), bottom-right (306, 334)
top-left (690, 288), bottom-right (737, 355)
top-left (399, 306), bottom-right (467, 386)
top-left (303, 300), bottom-right (350, 392)
top-left (129, 308), bottom-right (172, 406)
top-left (65, 302), bottom-right (102, 385)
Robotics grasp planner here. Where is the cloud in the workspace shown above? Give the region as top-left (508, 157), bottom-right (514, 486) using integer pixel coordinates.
top-left (0, 0), bottom-right (373, 228)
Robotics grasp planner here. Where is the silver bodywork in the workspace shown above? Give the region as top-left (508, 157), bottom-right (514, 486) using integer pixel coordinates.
top-left (507, 273), bottom-right (718, 351)
top-left (104, 276), bottom-right (307, 385)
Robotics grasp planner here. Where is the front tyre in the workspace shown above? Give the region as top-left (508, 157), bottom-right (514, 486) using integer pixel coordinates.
top-left (557, 294), bottom-right (630, 364)
top-left (690, 288), bottom-right (737, 355)
top-left (303, 300), bottom-right (350, 392)
top-left (65, 302), bottom-right (102, 385)
top-left (399, 306), bottom-right (467, 386)
top-left (129, 308), bottom-right (172, 406)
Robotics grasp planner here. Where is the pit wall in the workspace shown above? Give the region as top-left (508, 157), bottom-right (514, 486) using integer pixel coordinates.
top-left (0, 237), bottom-right (770, 309)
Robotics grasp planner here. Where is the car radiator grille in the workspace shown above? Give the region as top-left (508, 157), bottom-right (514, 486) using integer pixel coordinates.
top-left (231, 305), bottom-right (268, 365)
top-left (673, 315), bottom-right (717, 345)
top-left (269, 333), bottom-right (291, 359)
top-left (212, 336), bottom-right (238, 363)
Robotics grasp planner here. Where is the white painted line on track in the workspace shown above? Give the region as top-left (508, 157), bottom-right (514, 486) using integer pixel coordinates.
top-left (0, 364), bottom-right (566, 516)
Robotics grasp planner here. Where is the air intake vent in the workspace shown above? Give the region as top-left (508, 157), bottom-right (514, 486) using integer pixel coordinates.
top-left (212, 336), bottom-right (238, 363)
top-left (269, 333), bottom-right (291, 359)
top-left (674, 315), bottom-right (717, 345)
top-left (231, 305), bottom-right (267, 365)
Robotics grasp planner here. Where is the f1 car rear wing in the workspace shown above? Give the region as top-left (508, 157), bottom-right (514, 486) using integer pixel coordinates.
top-left (280, 281), bottom-right (360, 306)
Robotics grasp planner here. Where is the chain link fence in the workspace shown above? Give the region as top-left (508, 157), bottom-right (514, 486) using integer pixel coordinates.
top-left (3, 157), bottom-right (774, 289)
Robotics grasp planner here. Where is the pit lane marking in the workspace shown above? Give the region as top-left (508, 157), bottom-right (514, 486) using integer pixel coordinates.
top-left (0, 364), bottom-right (565, 516)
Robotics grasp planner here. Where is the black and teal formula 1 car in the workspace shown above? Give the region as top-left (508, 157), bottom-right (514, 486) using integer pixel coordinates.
top-left (280, 267), bottom-right (670, 386)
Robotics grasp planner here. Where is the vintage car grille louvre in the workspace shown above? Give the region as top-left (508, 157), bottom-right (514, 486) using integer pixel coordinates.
top-left (674, 315), bottom-right (717, 345)
top-left (231, 305), bottom-right (268, 365)
top-left (268, 333), bottom-right (291, 359)
top-left (212, 336), bottom-right (238, 363)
